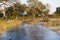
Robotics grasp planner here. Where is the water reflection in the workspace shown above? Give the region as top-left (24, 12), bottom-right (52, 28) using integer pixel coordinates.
top-left (1, 23), bottom-right (60, 40)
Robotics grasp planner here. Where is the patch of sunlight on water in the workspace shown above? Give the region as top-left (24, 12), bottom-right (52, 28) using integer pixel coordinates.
top-left (1, 23), bottom-right (60, 40)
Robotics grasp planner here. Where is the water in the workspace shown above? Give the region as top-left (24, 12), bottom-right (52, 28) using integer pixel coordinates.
top-left (1, 23), bottom-right (60, 40)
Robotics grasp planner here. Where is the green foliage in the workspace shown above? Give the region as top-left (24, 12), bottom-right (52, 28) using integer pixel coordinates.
top-left (0, 1), bottom-right (50, 20)
top-left (55, 7), bottom-right (60, 14)
top-left (5, 6), bottom-right (17, 19)
top-left (0, 11), bottom-right (3, 18)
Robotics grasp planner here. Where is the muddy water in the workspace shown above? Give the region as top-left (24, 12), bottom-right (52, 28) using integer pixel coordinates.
top-left (1, 23), bottom-right (60, 40)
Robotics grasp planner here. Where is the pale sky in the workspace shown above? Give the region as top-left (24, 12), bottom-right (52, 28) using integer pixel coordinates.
top-left (40, 0), bottom-right (60, 14)
top-left (20, 0), bottom-right (60, 14)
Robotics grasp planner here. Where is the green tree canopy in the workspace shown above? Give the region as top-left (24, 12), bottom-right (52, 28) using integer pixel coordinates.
top-left (55, 7), bottom-right (60, 14)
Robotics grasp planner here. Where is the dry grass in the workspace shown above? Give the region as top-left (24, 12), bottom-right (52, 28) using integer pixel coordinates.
top-left (0, 19), bottom-right (22, 34)
top-left (0, 17), bottom-right (60, 34)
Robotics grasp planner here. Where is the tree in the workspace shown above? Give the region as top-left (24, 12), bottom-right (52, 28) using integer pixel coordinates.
top-left (27, 0), bottom-right (50, 21)
top-left (50, 7), bottom-right (60, 18)
top-left (0, 12), bottom-right (3, 18)
top-left (13, 3), bottom-right (28, 17)
top-left (42, 4), bottom-right (50, 21)
top-left (5, 6), bottom-right (17, 19)
top-left (27, 0), bottom-right (39, 8)
top-left (55, 7), bottom-right (60, 14)
top-left (27, 0), bottom-right (39, 3)
top-left (0, 0), bottom-right (9, 2)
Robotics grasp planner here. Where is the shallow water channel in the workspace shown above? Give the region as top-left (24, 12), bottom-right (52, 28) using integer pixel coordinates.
top-left (1, 23), bottom-right (60, 40)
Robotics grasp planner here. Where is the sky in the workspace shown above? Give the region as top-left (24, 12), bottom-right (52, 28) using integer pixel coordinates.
top-left (20, 0), bottom-right (60, 14)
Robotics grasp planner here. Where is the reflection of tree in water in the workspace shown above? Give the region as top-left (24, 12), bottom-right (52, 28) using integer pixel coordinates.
top-left (1, 23), bottom-right (60, 40)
